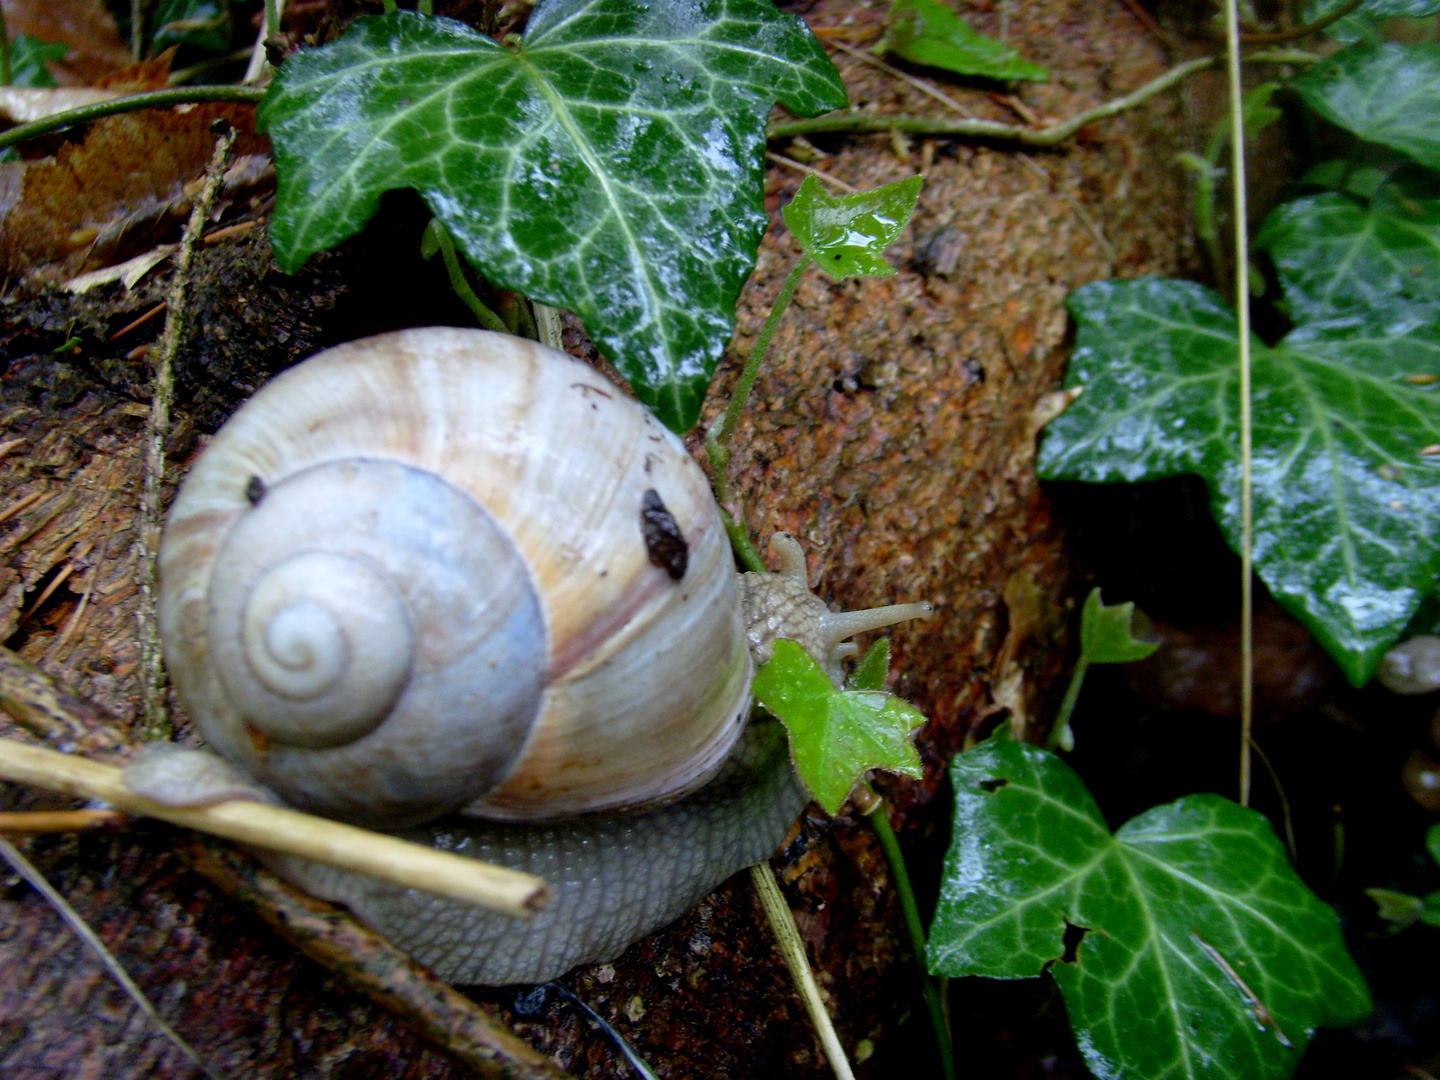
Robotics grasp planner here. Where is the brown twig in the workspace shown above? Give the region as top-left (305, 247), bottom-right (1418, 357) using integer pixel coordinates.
top-left (0, 648), bottom-right (567, 1078)
top-left (0, 808), bottom-right (128, 833)
top-left (134, 122), bottom-right (237, 740)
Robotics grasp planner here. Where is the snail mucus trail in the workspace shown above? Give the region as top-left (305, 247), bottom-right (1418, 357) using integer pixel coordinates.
top-left (125, 328), bottom-right (933, 985)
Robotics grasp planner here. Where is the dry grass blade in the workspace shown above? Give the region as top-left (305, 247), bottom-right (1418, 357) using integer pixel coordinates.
top-left (0, 738), bottom-right (550, 917)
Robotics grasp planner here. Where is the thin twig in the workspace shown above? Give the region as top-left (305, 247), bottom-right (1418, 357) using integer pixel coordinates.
top-left (182, 838), bottom-right (573, 1080)
top-left (1237, 0), bottom-right (1367, 43)
top-left (828, 38), bottom-right (978, 120)
top-left (0, 738), bottom-right (550, 917)
top-left (0, 835), bottom-right (228, 1080)
top-left (765, 152), bottom-right (856, 193)
top-left (1222, 0), bottom-right (1255, 809)
top-left (135, 124), bottom-right (237, 739)
top-left (769, 51), bottom-right (1319, 146)
top-left (0, 808), bottom-right (127, 833)
top-left (750, 862), bottom-right (856, 1080)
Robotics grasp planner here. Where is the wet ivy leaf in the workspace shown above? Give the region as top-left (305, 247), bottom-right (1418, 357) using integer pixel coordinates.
top-left (259, 2), bottom-right (847, 433)
top-left (1080, 587), bottom-right (1159, 664)
top-left (878, 0), bottom-right (1047, 82)
top-left (928, 740), bottom-right (1371, 1080)
top-left (781, 174), bottom-right (922, 280)
top-left (1254, 173), bottom-right (1440, 329)
top-left (1037, 277), bottom-right (1440, 685)
top-left (753, 639), bottom-right (924, 814)
top-left (7, 35), bottom-right (69, 88)
top-left (1292, 43), bottom-right (1440, 172)
top-left (1302, 0), bottom-right (1440, 44)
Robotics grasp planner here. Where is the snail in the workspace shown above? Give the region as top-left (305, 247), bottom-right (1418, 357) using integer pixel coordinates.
top-left (126, 327), bottom-right (932, 984)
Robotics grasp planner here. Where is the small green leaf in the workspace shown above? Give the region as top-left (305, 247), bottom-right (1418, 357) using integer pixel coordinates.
top-left (846, 637), bottom-right (892, 692)
top-left (1037, 276), bottom-right (1440, 686)
top-left (1254, 173), bottom-right (1440, 329)
top-left (1241, 82), bottom-right (1283, 136)
top-left (753, 638), bottom-right (924, 814)
top-left (149, 0), bottom-right (233, 54)
top-left (6, 35), bottom-right (69, 88)
top-left (1080, 587), bottom-right (1159, 665)
top-left (1428, 822), bottom-right (1440, 865)
top-left (1292, 43), bottom-right (1440, 172)
top-left (879, 0), bottom-right (1047, 82)
top-left (1366, 886), bottom-right (1426, 927)
top-left (928, 740), bottom-right (1372, 1080)
top-left (781, 174), bottom-right (923, 280)
top-left (259, 2), bottom-right (848, 433)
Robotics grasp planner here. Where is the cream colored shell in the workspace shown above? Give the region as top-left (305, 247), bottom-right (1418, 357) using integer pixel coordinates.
top-left (158, 328), bottom-right (751, 828)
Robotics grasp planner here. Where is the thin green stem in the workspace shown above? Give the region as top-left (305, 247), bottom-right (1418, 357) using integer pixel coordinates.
top-left (1223, 0), bottom-right (1256, 809)
top-left (0, 87), bottom-right (266, 151)
top-left (706, 252), bottom-right (812, 507)
top-left (1047, 658), bottom-right (1090, 752)
top-left (722, 510), bottom-right (768, 574)
top-left (0, 7), bottom-right (12, 87)
top-left (426, 221), bottom-right (508, 334)
top-left (862, 787), bottom-right (956, 1080)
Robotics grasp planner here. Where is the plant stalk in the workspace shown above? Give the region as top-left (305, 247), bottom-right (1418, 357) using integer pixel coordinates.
top-left (707, 252), bottom-right (812, 506)
top-left (861, 786), bottom-right (956, 1080)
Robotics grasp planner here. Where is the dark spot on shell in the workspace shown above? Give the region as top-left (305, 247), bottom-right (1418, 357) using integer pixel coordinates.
top-left (640, 489), bottom-right (687, 581)
top-left (245, 475), bottom-right (266, 505)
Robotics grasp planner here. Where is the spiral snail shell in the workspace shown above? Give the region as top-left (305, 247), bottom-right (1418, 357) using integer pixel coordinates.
top-left (142, 327), bottom-right (932, 984)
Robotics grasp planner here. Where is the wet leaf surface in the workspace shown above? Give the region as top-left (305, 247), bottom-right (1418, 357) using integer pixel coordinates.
top-left (753, 639), bottom-right (924, 814)
top-left (1037, 276), bottom-right (1440, 685)
top-left (259, 2), bottom-right (847, 432)
top-left (1292, 43), bottom-right (1440, 171)
top-left (928, 740), bottom-right (1372, 1080)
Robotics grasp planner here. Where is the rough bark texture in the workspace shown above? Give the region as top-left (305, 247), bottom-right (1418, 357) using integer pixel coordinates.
top-left (0, 1), bottom-right (1193, 1077)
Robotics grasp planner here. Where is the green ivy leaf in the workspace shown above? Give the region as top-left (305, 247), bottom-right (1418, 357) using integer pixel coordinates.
top-left (1037, 277), bottom-right (1440, 685)
top-left (1080, 587), bottom-right (1159, 664)
top-left (878, 0), bottom-right (1047, 82)
top-left (1366, 886), bottom-right (1427, 927)
top-left (259, 2), bottom-right (848, 433)
top-left (753, 638), bottom-right (924, 814)
top-left (7, 35), bottom-right (69, 88)
top-left (1254, 173), bottom-right (1440, 329)
top-left (781, 174), bottom-right (923, 280)
top-left (846, 637), bottom-right (892, 692)
top-left (1302, 0), bottom-right (1440, 44)
top-left (150, 0), bottom-right (233, 54)
top-left (1292, 43), bottom-right (1440, 172)
top-left (1429, 822), bottom-right (1440, 865)
top-left (928, 740), bottom-right (1372, 1080)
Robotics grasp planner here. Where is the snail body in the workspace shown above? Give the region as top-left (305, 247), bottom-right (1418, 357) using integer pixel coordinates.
top-left (143, 328), bottom-right (931, 984)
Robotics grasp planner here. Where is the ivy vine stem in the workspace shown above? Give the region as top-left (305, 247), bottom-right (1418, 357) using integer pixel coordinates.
top-left (859, 784), bottom-right (957, 1080)
top-left (421, 220), bottom-right (509, 335)
top-left (706, 251), bottom-right (813, 508)
top-left (0, 86), bottom-right (266, 151)
top-left (768, 50), bottom-right (1319, 146)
